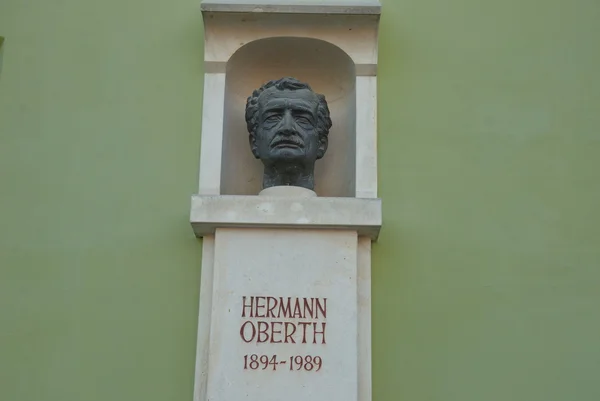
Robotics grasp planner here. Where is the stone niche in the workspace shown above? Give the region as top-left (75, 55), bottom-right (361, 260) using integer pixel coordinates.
top-left (195, 0), bottom-right (380, 199)
top-left (190, 2), bottom-right (382, 401)
top-left (222, 36), bottom-right (357, 196)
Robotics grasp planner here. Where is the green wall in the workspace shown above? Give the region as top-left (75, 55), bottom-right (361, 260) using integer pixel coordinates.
top-left (1, 0), bottom-right (599, 400)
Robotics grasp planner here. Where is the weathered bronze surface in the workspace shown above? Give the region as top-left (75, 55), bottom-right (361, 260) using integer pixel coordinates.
top-left (245, 77), bottom-right (332, 191)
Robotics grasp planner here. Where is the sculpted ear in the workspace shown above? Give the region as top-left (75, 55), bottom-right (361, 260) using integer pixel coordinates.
top-left (316, 134), bottom-right (328, 159)
top-left (249, 134), bottom-right (260, 159)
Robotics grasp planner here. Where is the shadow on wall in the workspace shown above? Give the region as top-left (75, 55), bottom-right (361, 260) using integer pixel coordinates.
top-left (0, 37), bottom-right (4, 76)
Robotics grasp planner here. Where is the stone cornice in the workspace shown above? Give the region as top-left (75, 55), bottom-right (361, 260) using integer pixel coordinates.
top-left (190, 195), bottom-right (382, 240)
top-left (200, 0), bottom-right (381, 15)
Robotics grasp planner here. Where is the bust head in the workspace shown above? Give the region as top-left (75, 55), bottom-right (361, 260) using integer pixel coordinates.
top-left (245, 77), bottom-right (332, 190)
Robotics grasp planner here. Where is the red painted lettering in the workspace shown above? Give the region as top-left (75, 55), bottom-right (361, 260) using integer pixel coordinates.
top-left (298, 322), bottom-right (311, 344)
top-left (315, 298), bottom-right (327, 319)
top-left (266, 296), bottom-right (277, 318)
top-left (284, 322), bottom-right (297, 344)
top-left (313, 322), bottom-right (326, 344)
top-left (292, 299), bottom-right (303, 318)
top-left (257, 321), bottom-right (269, 343)
top-left (240, 321), bottom-right (256, 343)
top-left (303, 297), bottom-right (314, 319)
top-left (255, 296), bottom-right (266, 318)
top-left (270, 321), bottom-right (282, 343)
top-left (278, 297), bottom-right (291, 318)
top-left (242, 296), bottom-right (254, 318)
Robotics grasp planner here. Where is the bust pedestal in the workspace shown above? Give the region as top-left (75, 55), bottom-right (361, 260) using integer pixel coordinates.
top-left (191, 187), bottom-right (380, 401)
top-left (208, 227), bottom-right (357, 401)
top-left (202, 186), bottom-right (363, 400)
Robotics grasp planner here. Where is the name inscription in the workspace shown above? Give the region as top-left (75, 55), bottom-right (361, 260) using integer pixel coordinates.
top-left (239, 296), bottom-right (327, 372)
top-left (239, 296), bottom-right (327, 344)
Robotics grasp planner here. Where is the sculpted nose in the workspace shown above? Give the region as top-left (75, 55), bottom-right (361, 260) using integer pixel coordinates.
top-left (280, 111), bottom-right (295, 133)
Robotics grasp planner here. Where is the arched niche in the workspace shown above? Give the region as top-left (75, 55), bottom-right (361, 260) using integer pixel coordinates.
top-left (220, 37), bottom-right (356, 197)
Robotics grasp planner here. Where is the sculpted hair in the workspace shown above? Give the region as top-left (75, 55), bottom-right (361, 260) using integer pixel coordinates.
top-left (245, 77), bottom-right (332, 140)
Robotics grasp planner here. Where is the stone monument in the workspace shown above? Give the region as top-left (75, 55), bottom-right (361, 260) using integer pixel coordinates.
top-left (190, 2), bottom-right (382, 401)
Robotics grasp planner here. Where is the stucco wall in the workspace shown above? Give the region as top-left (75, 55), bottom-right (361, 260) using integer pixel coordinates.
top-left (1, 0), bottom-right (599, 400)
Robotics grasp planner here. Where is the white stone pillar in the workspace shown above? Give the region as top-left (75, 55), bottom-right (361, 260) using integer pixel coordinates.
top-left (191, 2), bottom-right (382, 401)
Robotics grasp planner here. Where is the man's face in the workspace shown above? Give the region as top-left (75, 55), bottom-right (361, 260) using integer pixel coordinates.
top-left (251, 87), bottom-right (327, 166)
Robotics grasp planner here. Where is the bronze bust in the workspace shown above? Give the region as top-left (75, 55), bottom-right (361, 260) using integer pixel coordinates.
top-left (245, 77), bottom-right (332, 191)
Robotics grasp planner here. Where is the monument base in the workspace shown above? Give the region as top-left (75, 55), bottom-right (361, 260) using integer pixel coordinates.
top-left (191, 192), bottom-right (380, 401)
top-left (206, 228), bottom-right (358, 401)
